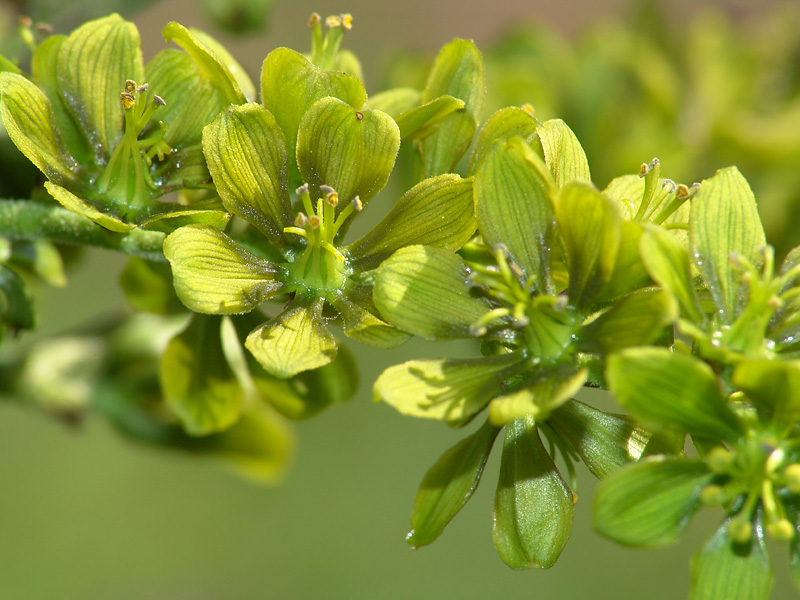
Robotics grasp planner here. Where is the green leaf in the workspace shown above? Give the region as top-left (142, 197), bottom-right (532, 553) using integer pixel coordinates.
top-left (555, 182), bottom-right (622, 310)
top-left (160, 314), bottom-right (242, 435)
top-left (395, 94), bottom-right (465, 140)
top-left (576, 289), bottom-right (677, 355)
top-left (0, 265), bottom-right (35, 332)
top-left (364, 87), bottom-right (420, 118)
top-left (202, 103), bottom-right (292, 249)
top-left (0, 72), bottom-right (82, 187)
top-left (297, 97), bottom-right (400, 207)
top-left (373, 245), bottom-right (489, 340)
top-left (593, 456), bottom-right (711, 547)
top-left (374, 354), bottom-right (523, 427)
top-left (493, 416), bottom-right (573, 569)
top-left (549, 399), bottom-right (655, 479)
top-left (57, 14), bottom-right (144, 159)
top-left (467, 106), bottom-right (539, 176)
top-left (475, 137), bottom-right (556, 286)
top-left (536, 118), bottom-right (590, 187)
top-left (245, 296), bottom-right (337, 378)
top-left (347, 174), bottom-right (476, 271)
top-left (488, 366), bottom-right (587, 426)
top-left (329, 292), bottom-right (411, 349)
top-left (690, 517), bottom-right (773, 600)
top-left (690, 167), bottom-right (766, 323)
top-left (733, 360), bottom-right (800, 433)
top-left (261, 47), bottom-right (366, 174)
top-left (606, 348), bottom-right (745, 442)
top-left (44, 182), bottom-right (135, 232)
top-left (163, 224), bottom-right (285, 314)
top-left (408, 420), bottom-right (501, 548)
top-left (119, 256), bottom-right (183, 314)
top-left (640, 224), bottom-right (704, 322)
top-left (162, 21), bottom-right (245, 105)
top-left (420, 39), bottom-right (485, 176)
top-left (188, 27), bottom-right (256, 101)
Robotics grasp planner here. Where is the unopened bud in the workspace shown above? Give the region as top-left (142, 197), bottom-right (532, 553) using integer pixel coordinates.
top-left (700, 484), bottom-right (725, 505)
top-left (767, 519), bottom-right (795, 541)
top-left (707, 446), bottom-right (733, 474)
top-left (728, 517), bottom-right (752, 543)
top-left (785, 464), bottom-right (800, 493)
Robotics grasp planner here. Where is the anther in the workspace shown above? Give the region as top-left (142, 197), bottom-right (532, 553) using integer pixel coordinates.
top-left (675, 184), bottom-right (691, 200)
top-left (326, 15), bottom-right (343, 28)
top-left (36, 23), bottom-right (53, 35)
top-left (319, 184), bottom-right (335, 195)
top-left (352, 196), bottom-right (363, 212)
top-left (153, 95), bottom-right (166, 106)
top-left (342, 14), bottom-right (353, 30)
top-left (661, 178), bottom-right (677, 193)
top-left (124, 80), bottom-right (137, 93)
top-left (120, 92), bottom-right (135, 110)
top-left (295, 212), bottom-right (308, 227)
top-left (138, 83), bottom-right (149, 93)
top-left (638, 163), bottom-right (649, 178)
top-left (521, 103), bottom-right (535, 115)
top-left (296, 183), bottom-right (310, 196)
top-left (355, 111), bottom-right (363, 121)
top-left (767, 519), bottom-right (795, 541)
top-left (325, 190), bottom-right (339, 207)
top-left (308, 215), bottom-right (321, 230)
top-left (308, 12), bottom-right (321, 27)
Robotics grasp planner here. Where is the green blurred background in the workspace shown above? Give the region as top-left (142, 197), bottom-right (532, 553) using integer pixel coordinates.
top-left (1, 0), bottom-right (798, 598)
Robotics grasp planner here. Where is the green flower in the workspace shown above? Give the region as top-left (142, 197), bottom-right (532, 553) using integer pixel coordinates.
top-left (0, 14), bottom-right (247, 232)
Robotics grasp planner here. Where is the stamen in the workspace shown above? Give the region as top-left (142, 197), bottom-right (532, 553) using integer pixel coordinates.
top-left (124, 80), bottom-right (137, 93)
top-left (308, 12), bottom-right (321, 26)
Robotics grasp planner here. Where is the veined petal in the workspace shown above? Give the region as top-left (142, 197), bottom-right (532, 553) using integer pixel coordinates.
top-left (536, 118), bottom-right (590, 187)
top-left (373, 245), bottom-right (489, 340)
top-left (44, 182), bottom-right (134, 232)
top-left (57, 14), bottom-right (145, 158)
top-left (395, 94), bottom-right (465, 140)
top-left (187, 27), bottom-right (255, 102)
top-left (245, 296), bottom-right (337, 379)
top-left (467, 106), bottom-right (539, 176)
top-left (163, 224), bottom-right (285, 314)
top-left (347, 174), bottom-right (476, 271)
top-left (329, 292), bottom-right (410, 349)
top-left (202, 103), bottom-right (292, 249)
top-left (365, 87), bottom-right (421, 118)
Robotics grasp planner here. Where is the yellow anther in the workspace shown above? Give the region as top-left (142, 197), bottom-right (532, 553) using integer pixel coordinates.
top-left (153, 95), bottom-right (166, 106)
top-left (18, 15), bottom-right (32, 28)
top-left (120, 92), bottom-right (135, 110)
top-left (296, 183), bottom-right (310, 196)
top-left (767, 519), bottom-right (795, 541)
top-left (308, 12), bottom-right (321, 27)
top-left (638, 162), bottom-right (650, 177)
top-left (342, 14), bottom-right (353, 30)
top-left (326, 15), bottom-right (343, 28)
top-left (676, 184), bottom-right (691, 200)
top-left (325, 191), bottom-right (339, 207)
top-left (36, 23), bottom-right (54, 35)
top-left (352, 196), bottom-right (363, 212)
top-left (728, 517), bottom-right (752, 543)
top-left (124, 80), bottom-right (137, 93)
top-left (521, 103), bottom-right (535, 115)
top-left (308, 215), bottom-right (321, 230)
top-left (295, 212), bottom-right (308, 227)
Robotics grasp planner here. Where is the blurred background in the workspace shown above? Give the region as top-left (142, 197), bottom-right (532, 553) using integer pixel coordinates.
top-left (1, 0), bottom-right (798, 598)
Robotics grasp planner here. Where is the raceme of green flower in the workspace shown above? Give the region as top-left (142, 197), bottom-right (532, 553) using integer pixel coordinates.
top-left (0, 14), bottom-right (248, 232)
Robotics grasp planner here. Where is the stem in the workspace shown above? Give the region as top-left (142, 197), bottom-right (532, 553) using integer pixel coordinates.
top-left (0, 200), bottom-right (166, 262)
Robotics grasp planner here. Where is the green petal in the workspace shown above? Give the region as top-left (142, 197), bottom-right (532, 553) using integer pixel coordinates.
top-left (690, 167), bottom-right (766, 323)
top-left (606, 348), bottom-right (745, 442)
top-left (420, 39), bottom-right (485, 176)
top-left (536, 118), bottom-right (590, 187)
top-left (0, 265), bottom-right (36, 332)
top-left (202, 103), bottom-right (292, 248)
top-left (297, 97), bottom-right (399, 206)
top-left (408, 420), bottom-right (501, 548)
top-left (576, 289), bottom-right (677, 355)
top-left (690, 516), bottom-right (773, 600)
top-left (347, 174), bottom-right (476, 271)
top-left (597, 221), bottom-right (652, 301)
top-left (475, 136), bottom-right (556, 286)
top-left (261, 47), bottom-right (366, 175)
top-left (593, 457), bottom-right (711, 547)
top-left (555, 181), bottom-right (621, 310)
top-left (119, 256), bottom-right (183, 315)
top-left (188, 27), bottom-right (256, 101)
top-left (329, 292), bottom-right (411, 349)
top-left (7, 240), bottom-right (67, 288)
top-left (549, 399), bottom-right (656, 479)
top-left (139, 207), bottom-right (231, 234)
top-left (364, 87), bottom-right (420, 117)
top-left (640, 224), bottom-right (704, 322)
top-left (163, 224), bottom-right (285, 314)
top-left (373, 354), bottom-right (523, 427)
top-left (395, 94), bottom-right (465, 140)
top-left (57, 14), bottom-right (144, 158)
top-left (493, 416), bottom-right (573, 569)
top-left (0, 72), bottom-right (81, 187)
top-left (733, 360), bottom-right (800, 434)
top-left (160, 314), bottom-right (242, 435)
top-left (245, 296), bottom-right (337, 378)
top-left (44, 182), bottom-right (134, 232)
top-left (467, 106), bottom-right (539, 176)
top-left (487, 366), bottom-right (587, 426)
top-left (162, 21), bottom-right (245, 105)
top-left (373, 245), bottom-right (489, 340)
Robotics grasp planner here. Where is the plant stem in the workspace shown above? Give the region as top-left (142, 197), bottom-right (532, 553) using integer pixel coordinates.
top-left (0, 200), bottom-right (166, 262)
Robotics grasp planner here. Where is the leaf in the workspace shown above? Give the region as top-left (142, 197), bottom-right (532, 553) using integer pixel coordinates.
top-left (395, 94), bottom-right (465, 140)
top-left (576, 289), bottom-right (677, 355)
top-left (261, 47), bottom-right (366, 174)
top-left (373, 354), bottom-right (524, 427)
top-left (163, 224), bottom-right (285, 314)
top-left (555, 182), bottom-right (622, 310)
top-left (408, 420), bottom-right (501, 548)
top-left (245, 295), bottom-right (337, 378)
top-left (202, 103), bottom-right (292, 249)
top-left (640, 224), bottom-right (704, 322)
top-left (420, 39), bottom-right (485, 176)
top-left (690, 167), bottom-right (766, 323)
top-left (44, 182), bottom-right (135, 232)
top-left (493, 416), bottom-right (573, 569)
top-left (690, 516), bottom-right (773, 600)
top-left (57, 14), bottom-right (144, 159)
top-left (160, 314), bottom-right (242, 435)
top-left (347, 174), bottom-right (476, 271)
top-left (467, 106), bottom-right (539, 176)
top-left (296, 97), bottom-right (400, 207)
top-left (329, 292), bottom-right (411, 349)
top-left (606, 348), bottom-right (745, 442)
top-left (0, 265), bottom-right (35, 332)
top-left (162, 21), bottom-right (245, 105)
top-left (475, 137), bottom-right (556, 286)
top-left (0, 72), bottom-right (82, 187)
top-left (373, 245), bottom-right (489, 339)
top-left (487, 366), bottom-right (587, 426)
top-left (593, 456), bottom-right (711, 547)
top-left (733, 360), bottom-right (800, 433)
top-left (549, 399), bottom-right (655, 479)
top-left (536, 118), bottom-right (590, 187)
